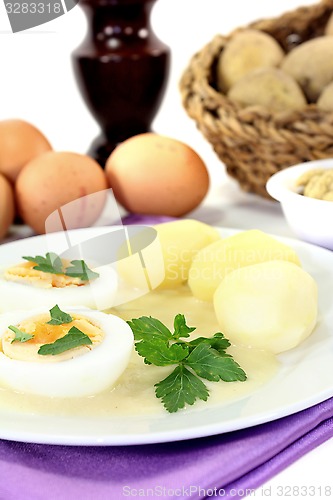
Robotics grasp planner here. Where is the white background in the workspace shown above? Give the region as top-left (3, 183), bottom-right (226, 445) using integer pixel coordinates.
top-left (0, 0), bottom-right (332, 497)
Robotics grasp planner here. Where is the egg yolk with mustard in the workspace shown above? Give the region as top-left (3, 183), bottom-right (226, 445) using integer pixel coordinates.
top-left (1, 314), bottom-right (104, 363)
top-left (4, 261), bottom-right (87, 289)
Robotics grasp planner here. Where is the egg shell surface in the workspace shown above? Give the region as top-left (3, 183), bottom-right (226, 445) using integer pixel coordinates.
top-left (0, 174), bottom-right (15, 240)
top-left (0, 119), bottom-right (52, 183)
top-left (16, 152), bottom-right (108, 234)
top-left (105, 133), bottom-right (209, 217)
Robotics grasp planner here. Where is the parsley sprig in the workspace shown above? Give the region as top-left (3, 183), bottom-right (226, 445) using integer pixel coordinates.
top-left (47, 305), bottom-right (73, 325)
top-left (38, 326), bottom-right (92, 356)
top-left (8, 305), bottom-right (92, 355)
top-left (23, 252), bottom-right (63, 275)
top-left (127, 314), bottom-right (247, 413)
top-left (65, 260), bottom-right (99, 282)
top-left (22, 253), bottom-right (99, 282)
top-left (8, 325), bottom-right (34, 343)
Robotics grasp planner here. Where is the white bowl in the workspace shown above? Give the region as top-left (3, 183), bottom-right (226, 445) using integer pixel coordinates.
top-left (266, 158), bottom-right (333, 250)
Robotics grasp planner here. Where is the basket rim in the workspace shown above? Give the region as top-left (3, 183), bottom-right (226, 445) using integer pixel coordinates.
top-left (180, 0), bottom-right (333, 125)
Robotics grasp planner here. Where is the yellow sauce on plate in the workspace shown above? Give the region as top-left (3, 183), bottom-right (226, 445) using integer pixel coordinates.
top-left (0, 286), bottom-right (278, 416)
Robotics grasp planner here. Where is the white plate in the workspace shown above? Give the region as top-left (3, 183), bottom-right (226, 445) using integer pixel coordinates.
top-left (0, 226), bottom-right (332, 446)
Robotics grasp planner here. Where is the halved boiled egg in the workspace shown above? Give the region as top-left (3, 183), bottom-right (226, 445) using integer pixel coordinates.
top-left (0, 307), bottom-right (133, 397)
top-left (0, 257), bottom-right (117, 312)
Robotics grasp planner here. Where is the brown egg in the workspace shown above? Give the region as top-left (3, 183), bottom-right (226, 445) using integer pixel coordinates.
top-left (105, 133), bottom-right (209, 216)
top-left (16, 152), bottom-right (108, 234)
top-left (0, 174), bottom-right (15, 240)
top-left (0, 119), bottom-right (52, 183)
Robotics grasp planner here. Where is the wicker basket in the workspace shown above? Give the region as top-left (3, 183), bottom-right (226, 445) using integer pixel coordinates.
top-left (180, 0), bottom-right (333, 198)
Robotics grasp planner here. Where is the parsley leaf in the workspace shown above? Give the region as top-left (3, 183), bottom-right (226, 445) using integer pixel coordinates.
top-left (23, 252), bottom-right (63, 275)
top-left (155, 365), bottom-right (209, 413)
top-left (185, 343), bottom-right (247, 382)
top-left (127, 316), bottom-right (173, 342)
top-left (127, 314), bottom-right (247, 413)
top-left (135, 338), bottom-right (189, 366)
top-left (22, 253), bottom-right (99, 282)
top-left (186, 332), bottom-right (231, 354)
top-left (173, 314), bottom-right (196, 340)
top-left (38, 326), bottom-right (92, 356)
top-left (8, 325), bottom-right (34, 343)
top-left (47, 305), bottom-right (73, 325)
top-left (65, 260), bottom-right (99, 282)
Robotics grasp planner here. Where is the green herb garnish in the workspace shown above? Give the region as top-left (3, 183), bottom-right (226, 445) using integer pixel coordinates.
top-left (8, 325), bottom-right (34, 343)
top-left (65, 260), bottom-right (99, 282)
top-left (23, 252), bottom-right (63, 275)
top-left (22, 253), bottom-right (99, 282)
top-left (38, 326), bottom-right (92, 356)
top-left (127, 314), bottom-right (247, 413)
top-left (47, 305), bottom-right (73, 325)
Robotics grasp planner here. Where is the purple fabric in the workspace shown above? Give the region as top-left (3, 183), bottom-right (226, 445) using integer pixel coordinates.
top-left (0, 398), bottom-right (333, 500)
top-left (122, 213), bottom-right (176, 225)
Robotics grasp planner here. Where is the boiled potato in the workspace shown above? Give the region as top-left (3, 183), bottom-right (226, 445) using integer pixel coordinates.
top-left (188, 229), bottom-right (301, 301)
top-left (228, 68), bottom-right (307, 112)
top-left (213, 260), bottom-right (318, 353)
top-left (217, 29), bottom-right (284, 92)
top-left (154, 220), bottom-right (220, 288)
top-left (281, 37), bottom-right (333, 102)
top-left (317, 81), bottom-right (333, 112)
top-left (118, 220), bottom-right (220, 290)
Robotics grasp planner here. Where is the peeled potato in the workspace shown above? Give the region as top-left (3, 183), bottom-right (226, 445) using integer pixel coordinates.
top-left (155, 220), bottom-right (221, 288)
top-left (214, 260), bottom-right (317, 353)
top-left (228, 67), bottom-right (307, 112)
top-left (217, 29), bottom-right (284, 92)
top-left (281, 37), bottom-right (333, 102)
top-left (118, 220), bottom-right (221, 290)
top-left (188, 230), bottom-right (301, 301)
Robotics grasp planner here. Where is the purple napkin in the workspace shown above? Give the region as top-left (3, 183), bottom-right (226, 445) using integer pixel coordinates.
top-left (0, 398), bottom-right (333, 500)
top-left (122, 213), bottom-right (176, 225)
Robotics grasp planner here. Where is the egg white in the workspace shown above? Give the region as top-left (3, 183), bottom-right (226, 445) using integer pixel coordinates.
top-left (0, 307), bottom-right (134, 398)
top-left (0, 265), bottom-right (118, 312)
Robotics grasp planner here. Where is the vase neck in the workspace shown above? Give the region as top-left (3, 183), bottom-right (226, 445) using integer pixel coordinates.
top-left (80, 0), bottom-right (156, 4)
top-left (80, 0), bottom-right (157, 42)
